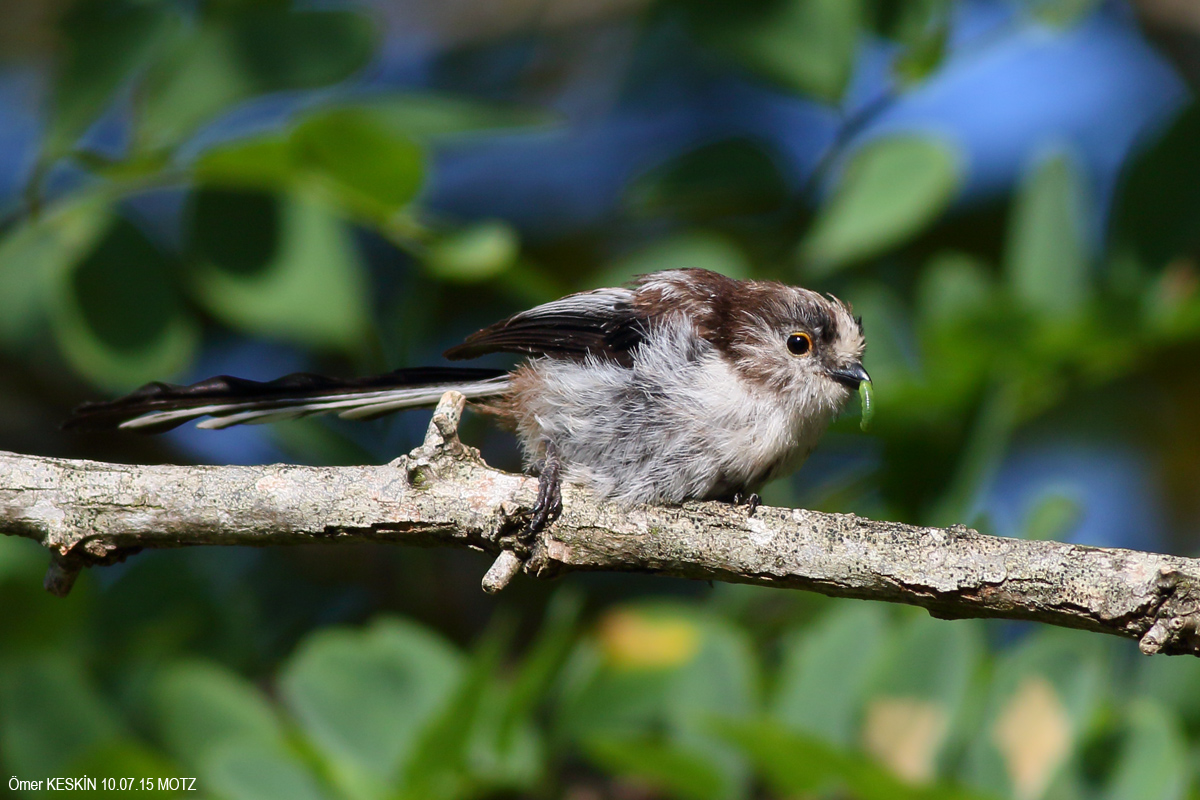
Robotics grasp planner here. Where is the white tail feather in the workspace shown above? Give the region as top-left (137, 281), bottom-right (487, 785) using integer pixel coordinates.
top-left (119, 377), bottom-right (510, 431)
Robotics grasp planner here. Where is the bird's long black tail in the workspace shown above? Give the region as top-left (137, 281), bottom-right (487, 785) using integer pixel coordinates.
top-left (63, 367), bottom-right (511, 434)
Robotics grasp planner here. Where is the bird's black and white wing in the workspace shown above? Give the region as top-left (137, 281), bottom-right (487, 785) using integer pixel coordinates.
top-left (443, 287), bottom-right (648, 364)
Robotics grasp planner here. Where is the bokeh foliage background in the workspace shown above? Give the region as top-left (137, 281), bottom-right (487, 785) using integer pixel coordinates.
top-left (2, 0), bottom-right (1200, 797)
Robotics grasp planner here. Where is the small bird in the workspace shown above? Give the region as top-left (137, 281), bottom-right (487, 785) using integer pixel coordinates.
top-left (65, 269), bottom-right (868, 527)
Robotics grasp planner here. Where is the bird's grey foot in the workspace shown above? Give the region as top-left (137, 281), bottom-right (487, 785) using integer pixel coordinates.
top-left (732, 491), bottom-right (761, 517)
top-left (525, 439), bottom-right (563, 540)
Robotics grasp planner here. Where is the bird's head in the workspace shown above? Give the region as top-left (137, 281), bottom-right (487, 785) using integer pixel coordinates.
top-left (631, 269), bottom-right (868, 417)
top-left (720, 281), bottom-right (868, 415)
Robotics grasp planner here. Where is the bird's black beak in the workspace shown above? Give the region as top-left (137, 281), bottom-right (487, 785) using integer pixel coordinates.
top-left (829, 362), bottom-right (870, 390)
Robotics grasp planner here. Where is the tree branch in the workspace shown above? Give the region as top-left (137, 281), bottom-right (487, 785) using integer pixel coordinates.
top-left (3, 392), bottom-right (1200, 656)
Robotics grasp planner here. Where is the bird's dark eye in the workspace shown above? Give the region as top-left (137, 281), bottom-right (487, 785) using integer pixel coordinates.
top-left (786, 332), bottom-right (812, 356)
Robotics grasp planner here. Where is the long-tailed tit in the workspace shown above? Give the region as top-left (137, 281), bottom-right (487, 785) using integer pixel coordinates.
top-left (66, 269), bottom-right (869, 530)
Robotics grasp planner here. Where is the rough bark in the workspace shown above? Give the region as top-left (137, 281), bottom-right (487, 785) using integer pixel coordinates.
top-left (3, 393), bottom-right (1200, 656)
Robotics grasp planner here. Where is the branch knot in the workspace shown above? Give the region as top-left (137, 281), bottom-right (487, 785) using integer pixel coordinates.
top-left (1138, 567), bottom-right (1200, 655)
top-left (390, 390), bottom-right (482, 486)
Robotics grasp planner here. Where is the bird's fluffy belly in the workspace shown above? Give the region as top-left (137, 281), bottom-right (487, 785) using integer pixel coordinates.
top-left (510, 337), bottom-right (832, 505)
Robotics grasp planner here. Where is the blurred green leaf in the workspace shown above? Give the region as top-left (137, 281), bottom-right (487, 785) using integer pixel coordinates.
top-left (232, 9), bottom-right (377, 91)
top-left (72, 150), bottom-right (172, 183)
top-left (0, 195), bottom-right (112, 345)
top-left (0, 536), bottom-right (43, 586)
top-left (626, 138), bottom-right (789, 219)
top-left (195, 109), bottom-right (427, 224)
top-left (686, 0), bottom-right (863, 102)
top-left (138, 25), bottom-right (253, 153)
top-left (1024, 0), bottom-right (1101, 27)
top-left (555, 642), bottom-right (676, 740)
top-left (501, 590), bottom-right (583, 742)
top-left (720, 718), bottom-right (853, 796)
top-left (139, 9), bottom-right (376, 152)
top-left (46, 0), bottom-right (170, 160)
top-left (557, 606), bottom-right (707, 742)
top-left (595, 231), bottom-right (752, 289)
top-left (891, 0), bottom-right (951, 85)
top-left (1134, 647), bottom-right (1200, 729)
top-left (292, 110), bottom-right (424, 219)
top-left (205, 740), bottom-right (333, 800)
top-left (200, 0), bottom-right (293, 18)
top-left (424, 221), bottom-right (519, 283)
top-left (0, 655), bottom-right (122, 777)
top-left (1022, 494), bottom-right (1082, 541)
top-left (352, 94), bottom-right (557, 140)
top-left (801, 136), bottom-right (961, 274)
top-left (895, 25), bottom-right (948, 86)
top-left (871, 614), bottom-right (982, 714)
top-left (1138, 255), bottom-right (1200, 338)
top-left (49, 215), bottom-right (198, 390)
top-left (1101, 701), bottom-right (1188, 800)
top-left (457, 596), bottom-right (581, 792)
top-left (863, 615), bottom-right (983, 783)
top-left (194, 135), bottom-right (296, 192)
top-left (895, 23), bottom-right (948, 86)
top-left (1113, 102), bottom-right (1200, 269)
top-left (151, 660), bottom-right (285, 771)
top-left (916, 251), bottom-right (995, 329)
top-left (1005, 152), bottom-right (1091, 317)
top-left (772, 602), bottom-right (889, 745)
top-left (279, 618), bottom-right (464, 797)
top-left (555, 601), bottom-right (756, 793)
top-left (928, 381), bottom-right (1021, 527)
top-left (961, 629), bottom-right (1110, 800)
top-left (187, 191), bottom-right (370, 350)
top-left (912, 252), bottom-right (1003, 418)
top-left (469, 721), bottom-right (542, 795)
top-left (584, 736), bottom-right (729, 800)
top-left (666, 616), bottom-right (759, 727)
top-left (402, 618), bottom-right (513, 800)
top-left (193, 93), bottom-right (548, 194)
top-left (463, 692), bottom-right (543, 794)
top-left (665, 616), bottom-right (757, 797)
top-left (190, 188), bottom-right (281, 271)
top-left (721, 717), bottom-right (990, 800)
